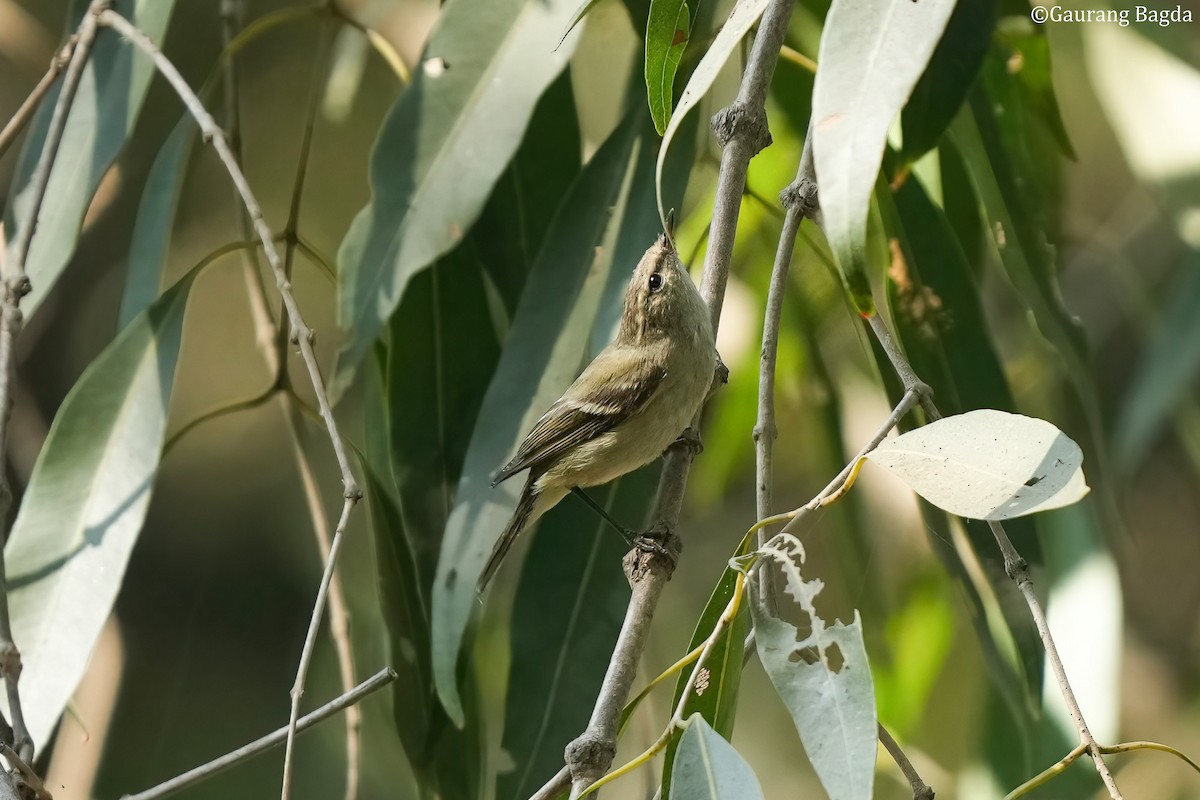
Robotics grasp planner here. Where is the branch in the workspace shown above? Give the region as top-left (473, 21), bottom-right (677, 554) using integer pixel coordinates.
top-left (95, 12), bottom-right (364, 800)
top-left (0, 0), bottom-right (110, 771)
top-left (558, 1), bottom-right (796, 795)
top-left (120, 667), bottom-right (396, 800)
top-left (878, 723), bottom-right (934, 800)
top-left (787, 120), bottom-right (1124, 798)
top-left (0, 36), bottom-right (78, 164)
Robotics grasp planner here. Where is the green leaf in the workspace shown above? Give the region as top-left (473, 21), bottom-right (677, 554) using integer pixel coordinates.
top-left (3, 0), bottom-right (177, 319)
top-left (656, 0), bottom-right (769, 225)
top-left (900, 0), bottom-right (998, 163)
top-left (498, 469), bottom-right (658, 800)
top-left (811, 0), bottom-right (955, 313)
top-left (119, 117), bottom-right (197, 326)
top-left (670, 715), bottom-right (765, 800)
top-left (334, 0), bottom-right (582, 393)
top-left (431, 111), bottom-right (672, 725)
top-left (751, 537), bottom-right (876, 800)
top-left (645, 0), bottom-right (690, 134)
top-left (660, 544), bottom-right (751, 800)
top-left (1, 274), bottom-right (194, 746)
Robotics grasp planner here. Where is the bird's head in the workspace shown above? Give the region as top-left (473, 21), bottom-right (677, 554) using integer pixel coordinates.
top-left (618, 233), bottom-right (707, 343)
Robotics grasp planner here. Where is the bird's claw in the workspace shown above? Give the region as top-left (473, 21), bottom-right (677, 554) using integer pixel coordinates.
top-left (671, 426), bottom-right (703, 457)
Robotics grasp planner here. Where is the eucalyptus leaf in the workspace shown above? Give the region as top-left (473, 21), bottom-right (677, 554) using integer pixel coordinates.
top-left (645, 0), bottom-right (690, 134)
top-left (867, 410), bottom-right (1089, 521)
top-left (4, 0), bottom-right (177, 318)
top-left (751, 537), bottom-right (876, 800)
top-left (811, 0), bottom-right (955, 312)
top-left (1, 274), bottom-right (194, 746)
top-left (431, 113), bottom-right (656, 725)
top-left (670, 715), bottom-right (765, 800)
top-left (335, 0), bottom-right (582, 393)
top-left (499, 470), bottom-right (657, 800)
top-left (655, 0), bottom-right (769, 225)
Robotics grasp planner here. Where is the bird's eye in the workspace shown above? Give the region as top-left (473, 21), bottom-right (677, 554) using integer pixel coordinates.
top-left (648, 273), bottom-right (664, 293)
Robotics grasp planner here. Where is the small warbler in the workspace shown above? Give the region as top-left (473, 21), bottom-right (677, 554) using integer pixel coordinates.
top-left (480, 233), bottom-right (719, 589)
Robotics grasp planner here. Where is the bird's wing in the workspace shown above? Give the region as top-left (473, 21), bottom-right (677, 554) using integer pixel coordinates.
top-left (491, 350), bottom-right (667, 485)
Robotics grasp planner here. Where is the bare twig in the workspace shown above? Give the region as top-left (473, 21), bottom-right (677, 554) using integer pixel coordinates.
top-left (95, 13), bottom-right (363, 800)
top-left (120, 667), bottom-right (396, 800)
top-left (0, 36), bottom-right (78, 164)
top-left (0, 0), bottom-right (110, 770)
top-left (878, 723), bottom-right (934, 800)
top-left (557, 2), bottom-right (796, 796)
top-left (282, 399), bottom-right (360, 800)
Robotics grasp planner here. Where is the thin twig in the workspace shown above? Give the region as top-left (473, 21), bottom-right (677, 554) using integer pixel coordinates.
top-left (0, 0), bottom-right (110, 768)
top-left (878, 723), bottom-right (934, 800)
top-left (120, 667), bottom-right (396, 800)
top-left (0, 36), bottom-right (78, 164)
top-left (95, 13), bottom-right (364, 800)
top-left (557, 2), bottom-right (796, 796)
top-left (282, 399), bottom-right (360, 800)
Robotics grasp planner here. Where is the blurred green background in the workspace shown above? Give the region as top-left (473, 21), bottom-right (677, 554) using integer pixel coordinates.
top-left (3, 0), bottom-right (1200, 798)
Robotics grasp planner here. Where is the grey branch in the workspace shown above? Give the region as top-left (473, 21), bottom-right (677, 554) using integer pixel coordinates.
top-left (120, 667), bottom-right (396, 800)
top-left (0, 36), bottom-right (79, 164)
top-left (0, 0), bottom-right (110, 774)
top-left (94, 12), bottom-right (364, 800)
top-left (555, 1), bottom-right (798, 797)
top-left (878, 723), bottom-right (934, 800)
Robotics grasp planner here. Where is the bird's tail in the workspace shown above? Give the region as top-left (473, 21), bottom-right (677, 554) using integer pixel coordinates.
top-left (478, 475), bottom-right (539, 592)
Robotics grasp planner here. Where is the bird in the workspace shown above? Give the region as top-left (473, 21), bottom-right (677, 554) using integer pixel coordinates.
top-left (478, 232), bottom-right (719, 590)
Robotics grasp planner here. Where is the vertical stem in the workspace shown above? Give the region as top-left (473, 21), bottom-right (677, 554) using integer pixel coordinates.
top-left (0, 0), bottom-right (110, 765)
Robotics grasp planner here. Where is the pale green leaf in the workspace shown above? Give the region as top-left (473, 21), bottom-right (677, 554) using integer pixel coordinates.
top-left (866, 409), bottom-right (1089, 521)
top-left (811, 0), bottom-right (955, 311)
top-left (752, 536), bottom-right (876, 800)
top-left (670, 715), bottom-right (764, 800)
top-left (334, 0), bottom-right (583, 393)
top-left (1, 275), bottom-right (194, 746)
top-left (645, 0), bottom-right (690, 134)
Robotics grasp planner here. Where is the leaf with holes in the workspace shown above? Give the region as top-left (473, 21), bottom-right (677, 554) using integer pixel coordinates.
top-left (0, 274), bottom-right (194, 746)
top-left (811, 0), bottom-right (955, 312)
top-left (4, 0), bottom-right (177, 319)
top-left (866, 409), bottom-right (1089, 521)
top-left (751, 536), bottom-right (875, 800)
top-left (670, 715), bottom-right (765, 800)
top-left (335, 0), bottom-right (582, 393)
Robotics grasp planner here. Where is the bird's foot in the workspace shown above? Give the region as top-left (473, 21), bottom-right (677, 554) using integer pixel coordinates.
top-left (671, 426), bottom-right (703, 458)
top-left (625, 521), bottom-right (682, 581)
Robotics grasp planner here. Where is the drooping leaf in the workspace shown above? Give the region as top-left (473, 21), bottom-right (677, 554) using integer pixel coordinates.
top-left (751, 536), bottom-right (876, 800)
top-left (4, 0), bottom-right (177, 318)
top-left (810, 0), bottom-right (955, 313)
top-left (900, 0), bottom-right (998, 163)
top-left (498, 469), bottom-right (657, 800)
top-left (645, 0), bottom-right (690, 134)
top-left (866, 410), bottom-right (1089, 520)
top-left (335, 0), bottom-right (583, 392)
top-left (1, 274), bottom-right (194, 746)
top-left (431, 112), bottom-right (665, 725)
top-left (669, 715), bottom-right (765, 800)
top-left (661, 540), bottom-right (752, 800)
top-left (655, 0), bottom-right (769, 225)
